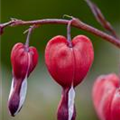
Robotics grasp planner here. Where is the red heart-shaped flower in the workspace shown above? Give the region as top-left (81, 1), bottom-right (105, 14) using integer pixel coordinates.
top-left (93, 74), bottom-right (120, 120)
top-left (8, 43), bottom-right (38, 116)
top-left (11, 43), bottom-right (38, 78)
top-left (45, 35), bottom-right (94, 88)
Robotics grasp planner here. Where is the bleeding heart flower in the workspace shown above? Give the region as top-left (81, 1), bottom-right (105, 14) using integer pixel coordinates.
top-left (8, 43), bottom-right (38, 116)
top-left (45, 35), bottom-right (94, 120)
top-left (92, 73), bottom-right (120, 120)
top-left (45, 35), bottom-right (94, 88)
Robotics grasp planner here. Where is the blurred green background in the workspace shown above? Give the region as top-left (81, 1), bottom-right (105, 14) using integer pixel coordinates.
top-left (1, 0), bottom-right (120, 120)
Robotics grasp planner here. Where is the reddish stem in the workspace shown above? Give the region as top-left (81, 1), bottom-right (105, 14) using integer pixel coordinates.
top-left (12, 18), bottom-right (120, 48)
top-left (25, 28), bottom-right (32, 51)
top-left (67, 19), bottom-right (74, 48)
top-left (0, 21), bottom-right (14, 35)
top-left (24, 24), bottom-right (39, 51)
top-left (0, 18), bottom-right (120, 48)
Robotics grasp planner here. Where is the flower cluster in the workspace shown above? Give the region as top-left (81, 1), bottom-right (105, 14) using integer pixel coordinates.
top-left (8, 33), bottom-right (94, 120)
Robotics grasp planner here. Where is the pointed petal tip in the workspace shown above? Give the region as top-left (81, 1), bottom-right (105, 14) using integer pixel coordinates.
top-left (8, 100), bottom-right (19, 117)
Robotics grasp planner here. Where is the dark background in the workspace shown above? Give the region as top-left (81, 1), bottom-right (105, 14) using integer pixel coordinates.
top-left (1, 0), bottom-right (120, 120)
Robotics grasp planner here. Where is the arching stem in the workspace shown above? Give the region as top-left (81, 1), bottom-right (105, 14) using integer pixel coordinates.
top-left (0, 18), bottom-right (120, 48)
top-left (0, 21), bottom-right (14, 35)
top-left (67, 19), bottom-right (74, 47)
top-left (0, 1), bottom-right (120, 48)
top-left (24, 25), bottom-right (38, 51)
top-left (0, 21), bottom-right (13, 28)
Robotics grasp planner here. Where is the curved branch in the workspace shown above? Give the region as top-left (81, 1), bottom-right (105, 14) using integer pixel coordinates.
top-left (0, 18), bottom-right (120, 48)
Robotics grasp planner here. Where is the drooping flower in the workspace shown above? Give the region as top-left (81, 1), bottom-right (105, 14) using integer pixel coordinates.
top-left (45, 35), bottom-right (94, 120)
top-left (93, 73), bottom-right (120, 120)
top-left (8, 43), bottom-right (38, 116)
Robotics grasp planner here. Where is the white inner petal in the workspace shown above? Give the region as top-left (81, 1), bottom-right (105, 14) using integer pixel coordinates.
top-left (9, 53), bottom-right (31, 116)
top-left (14, 54), bottom-right (31, 116)
top-left (14, 76), bottom-right (28, 116)
top-left (8, 78), bottom-right (14, 101)
top-left (68, 86), bottom-right (75, 120)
